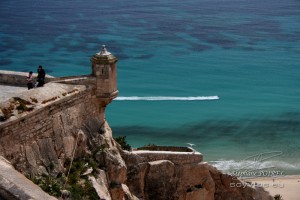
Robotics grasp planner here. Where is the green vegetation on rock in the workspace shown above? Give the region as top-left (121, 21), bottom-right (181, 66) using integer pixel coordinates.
top-left (114, 136), bottom-right (131, 151)
top-left (274, 194), bottom-right (284, 200)
top-left (28, 153), bottom-right (102, 199)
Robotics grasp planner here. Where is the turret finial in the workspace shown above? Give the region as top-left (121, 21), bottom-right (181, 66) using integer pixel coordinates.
top-left (98, 44), bottom-right (111, 56)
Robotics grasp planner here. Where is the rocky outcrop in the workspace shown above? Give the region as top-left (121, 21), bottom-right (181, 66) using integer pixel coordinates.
top-left (123, 151), bottom-right (215, 200)
top-left (89, 171), bottom-right (111, 200)
top-left (0, 156), bottom-right (57, 200)
top-left (90, 122), bottom-right (138, 200)
top-left (122, 149), bottom-right (272, 200)
top-left (209, 165), bottom-right (272, 200)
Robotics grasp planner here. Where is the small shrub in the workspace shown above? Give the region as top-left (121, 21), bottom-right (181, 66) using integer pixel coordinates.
top-left (30, 97), bottom-right (38, 103)
top-left (92, 144), bottom-right (109, 157)
top-left (69, 184), bottom-right (85, 200)
top-left (67, 89), bottom-right (78, 94)
top-left (274, 194), bottom-right (284, 200)
top-left (13, 97), bottom-right (33, 113)
top-left (83, 181), bottom-right (98, 200)
top-left (13, 97), bottom-right (31, 105)
top-left (144, 143), bottom-right (157, 147)
top-left (137, 144), bottom-right (158, 151)
top-left (114, 136), bottom-right (131, 151)
top-left (42, 96), bottom-right (58, 104)
top-left (87, 158), bottom-right (98, 174)
top-left (16, 104), bottom-right (33, 113)
top-left (16, 104), bottom-right (27, 112)
top-left (68, 171), bottom-right (80, 185)
top-left (29, 155), bottom-right (99, 199)
top-left (68, 159), bottom-right (87, 184)
top-left (68, 178), bottom-right (98, 200)
top-left (31, 175), bottom-right (62, 197)
top-left (1, 104), bottom-right (14, 120)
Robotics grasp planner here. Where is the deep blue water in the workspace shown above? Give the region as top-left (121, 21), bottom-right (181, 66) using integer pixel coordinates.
top-left (1, 0), bottom-right (300, 175)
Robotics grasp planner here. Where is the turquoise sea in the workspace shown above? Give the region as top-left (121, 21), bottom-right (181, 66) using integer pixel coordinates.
top-left (1, 0), bottom-right (300, 175)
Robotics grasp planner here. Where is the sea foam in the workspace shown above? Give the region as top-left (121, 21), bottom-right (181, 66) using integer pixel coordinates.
top-left (115, 96), bottom-right (219, 101)
top-left (210, 160), bottom-right (300, 172)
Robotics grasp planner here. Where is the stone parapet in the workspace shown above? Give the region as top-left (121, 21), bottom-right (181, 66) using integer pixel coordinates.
top-left (132, 150), bottom-right (203, 165)
top-left (0, 70), bottom-right (97, 87)
top-left (50, 75), bottom-right (96, 86)
top-left (0, 70), bottom-right (54, 86)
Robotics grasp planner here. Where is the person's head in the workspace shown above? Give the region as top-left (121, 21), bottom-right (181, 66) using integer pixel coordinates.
top-left (38, 65), bottom-right (43, 70)
top-left (29, 71), bottom-right (33, 75)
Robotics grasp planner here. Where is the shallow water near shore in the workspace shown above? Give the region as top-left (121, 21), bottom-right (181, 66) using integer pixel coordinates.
top-left (1, 0), bottom-right (300, 174)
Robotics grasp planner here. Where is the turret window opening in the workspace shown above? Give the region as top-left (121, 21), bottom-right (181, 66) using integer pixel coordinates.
top-left (100, 66), bottom-right (109, 79)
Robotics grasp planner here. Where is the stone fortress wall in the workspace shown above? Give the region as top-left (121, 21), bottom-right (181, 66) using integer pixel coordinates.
top-left (0, 71), bottom-right (100, 173)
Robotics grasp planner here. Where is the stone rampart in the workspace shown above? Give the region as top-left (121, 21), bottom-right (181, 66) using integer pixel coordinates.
top-left (50, 75), bottom-right (96, 85)
top-left (0, 70), bottom-right (54, 86)
top-left (0, 84), bottom-right (101, 173)
top-left (0, 70), bottom-right (95, 87)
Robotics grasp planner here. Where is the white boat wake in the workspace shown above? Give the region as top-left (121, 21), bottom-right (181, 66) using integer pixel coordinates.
top-left (115, 96), bottom-right (219, 101)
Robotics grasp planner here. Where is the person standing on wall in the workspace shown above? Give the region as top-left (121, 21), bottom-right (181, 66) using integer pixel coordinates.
top-left (36, 65), bottom-right (46, 87)
top-left (27, 71), bottom-right (34, 90)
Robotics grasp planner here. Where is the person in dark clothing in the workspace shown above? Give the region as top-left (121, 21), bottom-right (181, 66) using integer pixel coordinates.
top-left (36, 65), bottom-right (46, 87)
top-left (27, 71), bottom-right (33, 90)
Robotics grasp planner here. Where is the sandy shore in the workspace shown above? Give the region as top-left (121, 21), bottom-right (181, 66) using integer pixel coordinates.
top-left (242, 176), bottom-right (300, 200)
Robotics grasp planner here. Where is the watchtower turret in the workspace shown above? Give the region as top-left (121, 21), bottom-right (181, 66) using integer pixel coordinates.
top-left (91, 45), bottom-right (118, 124)
top-left (91, 45), bottom-right (118, 102)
